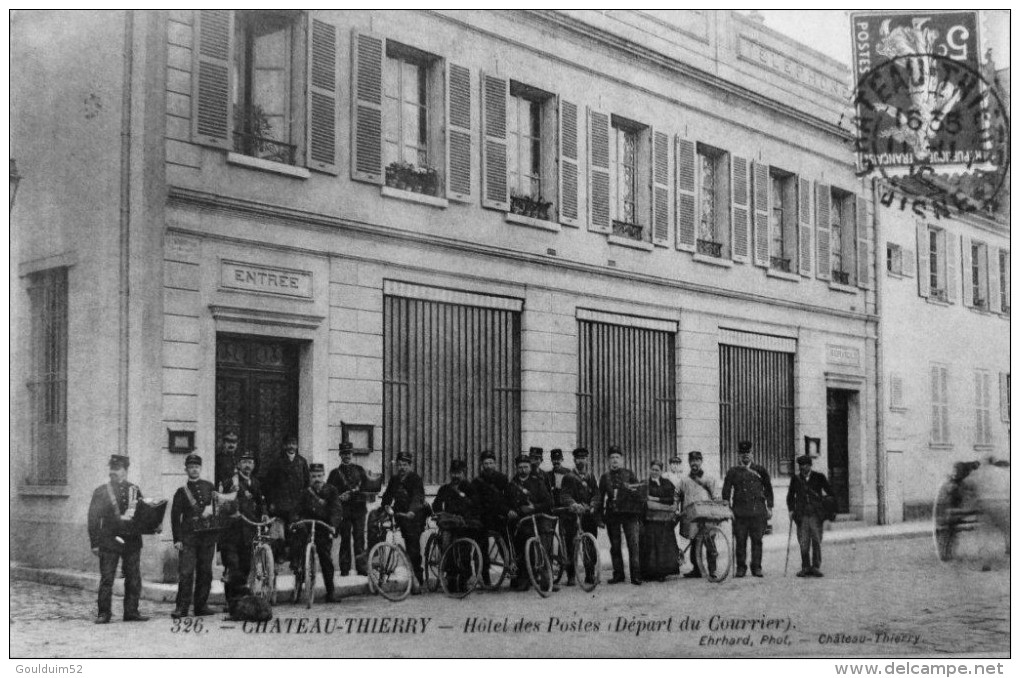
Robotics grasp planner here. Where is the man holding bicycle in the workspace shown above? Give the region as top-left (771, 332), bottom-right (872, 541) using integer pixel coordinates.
top-left (328, 441), bottom-right (369, 577)
top-left (506, 453), bottom-right (555, 591)
top-left (559, 447), bottom-right (599, 587)
top-left (218, 450), bottom-right (268, 601)
top-left (381, 452), bottom-right (427, 585)
top-left (297, 463), bottom-right (342, 602)
top-left (676, 450), bottom-right (718, 579)
top-left (471, 450), bottom-right (510, 585)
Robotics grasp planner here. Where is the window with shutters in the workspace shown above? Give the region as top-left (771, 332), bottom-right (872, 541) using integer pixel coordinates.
top-left (382, 42), bottom-right (442, 197)
top-left (889, 371), bottom-right (906, 411)
top-left (27, 268), bottom-right (68, 485)
top-left (829, 188), bottom-right (856, 285)
top-left (999, 250), bottom-right (1011, 314)
top-left (969, 241), bottom-right (989, 309)
top-left (974, 370), bottom-right (993, 447)
top-left (768, 170), bottom-right (796, 272)
top-left (609, 116), bottom-right (649, 242)
top-left (696, 145), bottom-right (729, 258)
top-left (930, 363), bottom-right (951, 445)
top-left (232, 11), bottom-right (301, 165)
top-left (506, 82), bottom-right (555, 221)
top-left (927, 226), bottom-right (948, 302)
top-left (887, 243), bottom-right (903, 275)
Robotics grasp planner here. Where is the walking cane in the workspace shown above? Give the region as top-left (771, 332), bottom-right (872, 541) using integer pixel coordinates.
top-left (784, 517), bottom-right (793, 577)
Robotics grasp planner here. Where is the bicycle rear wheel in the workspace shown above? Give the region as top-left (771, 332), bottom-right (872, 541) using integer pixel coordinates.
top-left (573, 532), bottom-right (601, 592)
top-left (695, 524), bottom-right (732, 583)
top-left (367, 542), bottom-right (413, 602)
top-left (439, 537), bottom-right (483, 599)
top-left (248, 544), bottom-right (276, 604)
top-left (303, 542), bottom-right (317, 609)
top-left (483, 533), bottom-right (509, 590)
top-left (423, 534), bottom-right (442, 593)
top-left (525, 536), bottom-right (554, 598)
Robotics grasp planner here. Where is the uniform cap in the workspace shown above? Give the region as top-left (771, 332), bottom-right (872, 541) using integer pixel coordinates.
top-left (796, 454), bottom-right (813, 466)
top-left (737, 441), bottom-right (753, 453)
top-left (309, 463), bottom-right (325, 473)
top-left (450, 459), bottom-right (467, 473)
top-left (688, 450), bottom-right (703, 461)
top-left (550, 448), bottom-right (564, 461)
top-left (338, 441), bottom-right (354, 453)
top-left (514, 454), bottom-right (531, 466)
top-left (283, 434), bottom-right (298, 446)
top-left (396, 452), bottom-right (413, 464)
top-left (607, 445), bottom-right (623, 458)
top-left (669, 454), bottom-right (683, 464)
top-left (185, 453), bottom-right (203, 467)
top-left (572, 447), bottom-right (589, 460)
top-left (528, 446), bottom-right (544, 459)
top-left (223, 431), bottom-right (239, 443)
top-left (108, 454), bottom-right (130, 469)
top-left (238, 450), bottom-right (256, 461)
top-left (650, 460), bottom-right (664, 470)
top-left (479, 450), bottom-right (496, 462)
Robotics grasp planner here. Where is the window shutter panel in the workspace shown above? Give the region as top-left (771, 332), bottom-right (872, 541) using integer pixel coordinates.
top-left (930, 364), bottom-right (941, 442)
top-left (651, 129), bottom-right (671, 247)
top-left (856, 194), bottom-right (871, 289)
top-left (945, 231), bottom-right (958, 303)
top-left (974, 371), bottom-right (984, 443)
top-left (191, 10), bottom-right (234, 150)
top-left (675, 137), bottom-right (696, 252)
top-left (903, 247), bottom-right (916, 278)
top-left (730, 156), bottom-right (750, 262)
top-left (480, 73), bottom-right (509, 210)
top-left (815, 183), bottom-right (831, 280)
top-left (587, 108), bottom-right (611, 234)
top-left (306, 18), bottom-right (339, 174)
top-left (941, 366), bottom-right (951, 442)
top-left (751, 161), bottom-right (770, 267)
top-left (798, 177), bottom-right (812, 276)
top-left (1002, 251), bottom-right (1011, 312)
top-left (988, 247), bottom-right (1001, 312)
top-left (890, 372), bottom-right (904, 410)
top-left (961, 236), bottom-right (973, 307)
top-left (916, 221), bottom-right (929, 297)
top-left (1000, 372), bottom-right (1010, 422)
top-left (558, 99), bottom-right (580, 227)
top-left (350, 31), bottom-right (384, 184)
top-left (445, 62), bottom-right (473, 202)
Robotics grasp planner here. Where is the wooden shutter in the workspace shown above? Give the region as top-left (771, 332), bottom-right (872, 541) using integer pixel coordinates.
top-left (902, 246), bottom-right (916, 278)
top-left (988, 247), bottom-right (1001, 312)
top-left (350, 31), bottom-right (384, 184)
top-left (588, 108), bottom-right (611, 234)
top-left (445, 62), bottom-right (473, 202)
top-left (916, 221), bottom-right (930, 298)
top-left (945, 231), bottom-right (958, 303)
top-left (559, 99), bottom-right (580, 227)
top-left (1000, 372), bottom-right (1010, 422)
top-left (191, 10), bottom-right (234, 150)
top-left (675, 137), bottom-right (696, 252)
top-left (306, 18), bottom-right (338, 174)
top-left (798, 177), bottom-right (812, 276)
top-left (480, 73), bottom-right (509, 210)
top-left (730, 155), bottom-right (749, 262)
top-left (815, 183), bottom-right (831, 281)
top-left (889, 372), bottom-right (905, 410)
top-left (651, 129), bottom-right (671, 247)
top-left (961, 236), bottom-right (973, 307)
top-left (856, 194), bottom-right (871, 289)
top-left (1001, 250), bottom-right (1011, 312)
top-left (752, 161), bottom-right (770, 267)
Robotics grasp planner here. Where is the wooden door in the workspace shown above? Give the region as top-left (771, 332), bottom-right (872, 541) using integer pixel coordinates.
top-left (826, 388), bottom-right (851, 513)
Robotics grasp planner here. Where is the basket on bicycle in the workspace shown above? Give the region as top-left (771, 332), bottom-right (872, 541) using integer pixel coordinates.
top-left (435, 512), bottom-right (482, 532)
top-left (679, 500), bottom-right (732, 539)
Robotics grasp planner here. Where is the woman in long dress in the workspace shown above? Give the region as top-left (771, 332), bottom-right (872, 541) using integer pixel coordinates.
top-left (640, 460), bottom-right (680, 581)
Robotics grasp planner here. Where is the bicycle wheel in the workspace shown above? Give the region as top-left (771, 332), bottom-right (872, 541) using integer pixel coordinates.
top-left (573, 533), bottom-right (601, 592)
top-left (525, 536), bottom-right (554, 598)
top-left (367, 542), bottom-right (414, 602)
top-left (933, 481), bottom-right (958, 562)
top-left (248, 544), bottom-right (276, 604)
top-left (303, 542), bottom-right (317, 609)
top-left (423, 534), bottom-right (442, 593)
top-left (483, 533), bottom-right (509, 590)
top-left (439, 537), bottom-right (483, 599)
top-left (550, 527), bottom-right (565, 584)
top-left (695, 524), bottom-right (732, 583)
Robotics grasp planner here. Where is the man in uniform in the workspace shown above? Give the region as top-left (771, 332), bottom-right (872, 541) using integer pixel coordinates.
top-left (87, 454), bottom-right (148, 623)
top-left (215, 430), bottom-right (241, 489)
top-left (597, 446), bottom-right (643, 585)
top-left (787, 454), bottom-right (834, 578)
top-left (380, 452), bottom-right (427, 585)
top-left (327, 441), bottom-right (369, 576)
top-left (170, 454), bottom-right (218, 618)
top-left (433, 459), bottom-right (478, 592)
top-left (558, 447), bottom-right (599, 586)
top-left (547, 449), bottom-right (571, 505)
top-left (297, 463), bottom-right (342, 602)
top-left (261, 434), bottom-right (310, 571)
top-left (506, 453), bottom-right (555, 591)
top-left (676, 450), bottom-right (719, 578)
top-left (217, 450), bottom-right (267, 601)
top-left (471, 450), bottom-right (510, 585)
top-left (722, 441), bottom-right (774, 578)
top-left (528, 446), bottom-right (548, 486)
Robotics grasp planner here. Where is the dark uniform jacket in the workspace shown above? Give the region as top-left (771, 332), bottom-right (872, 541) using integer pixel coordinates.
top-left (300, 482), bottom-right (343, 531)
top-left (218, 472), bottom-right (266, 522)
top-left (170, 479), bottom-right (217, 543)
top-left (432, 480), bottom-right (476, 517)
top-left (381, 472), bottom-right (426, 515)
top-left (598, 468), bottom-right (643, 517)
top-left (547, 468), bottom-right (572, 506)
top-left (471, 470), bottom-right (510, 526)
top-left (88, 480), bottom-right (144, 552)
top-left (786, 471), bottom-right (833, 519)
top-left (722, 463), bottom-right (774, 518)
top-left (327, 462), bottom-right (369, 512)
top-left (561, 470), bottom-right (599, 509)
top-left (262, 453), bottom-right (310, 516)
top-left (215, 452), bottom-right (236, 489)
top-left (506, 474), bottom-right (553, 516)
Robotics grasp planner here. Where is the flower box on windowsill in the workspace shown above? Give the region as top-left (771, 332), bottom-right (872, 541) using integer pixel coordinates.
top-left (697, 239), bottom-right (723, 258)
top-left (612, 220), bottom-right (644, 241)
top-left (832, 270), bottom-right (851, 285)
top-left (972, 298), bottom-right (987, 310)
top-left (509, 194), bottom-right (553, 222)
top-left (380, 185), bottom-right (449, 209)
top-left (770, 256), bottom-right (792, 273)
top-left (930, 288), bottom-right (948, 303)
top-left (504, 212), bottom-right (560, 233)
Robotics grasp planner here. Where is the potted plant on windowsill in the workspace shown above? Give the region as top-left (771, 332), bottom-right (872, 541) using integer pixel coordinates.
top-left (510, 193), bottom-right (553, 221)
top-left (385, 162), bottom-right (440, 196)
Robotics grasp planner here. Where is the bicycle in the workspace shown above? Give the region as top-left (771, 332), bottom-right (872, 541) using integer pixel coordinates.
top-left (678, 500), bottom-right (733, 583)
top-left (289, 519), bottom-right (335, 609)
top-left (483, 513), bottom-right (559, 597)
top-left (422, 516), bottom-right (442, 593)
top-left (239, 514), bottom-right (278, 604)
top-left (553, 509), bottom-right (601, 592)
top-left (366, 511), bottom-right (416, 602)
top-left (430, 512), bottom-right (484, 599)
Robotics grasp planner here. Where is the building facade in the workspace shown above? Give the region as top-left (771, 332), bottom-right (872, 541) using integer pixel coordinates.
top-left (12, 10), bottom-right (882, 580)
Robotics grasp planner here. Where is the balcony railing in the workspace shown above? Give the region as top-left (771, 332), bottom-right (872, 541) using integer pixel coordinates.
top-left (697, 239), bottom-right (723, 258)
top-left (931, 288), bottom-right (948, 302)
top-left (770, 256), bottom-right (791, 273)
top-left (832, 270), bottom-right (850, 285)
top-left (233, 131), bottom-right (297, 166)
top-left (973, 296), bottom-right (987, 309)
top-left (612, 220), bottom-right (644, 241)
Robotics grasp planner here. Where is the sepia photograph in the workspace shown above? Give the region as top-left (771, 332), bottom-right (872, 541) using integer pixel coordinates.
top-left (8, 9), bottom-right (1010, 664)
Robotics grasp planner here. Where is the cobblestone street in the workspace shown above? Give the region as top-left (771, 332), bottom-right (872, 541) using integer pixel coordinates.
top-left (9, 535), bottom-right (1008, 658)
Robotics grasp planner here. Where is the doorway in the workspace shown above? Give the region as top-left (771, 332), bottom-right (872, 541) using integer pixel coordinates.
top-left (215, 334), bottom-right (300, 480)
top-left (826, 388), bottom-right (852, 513)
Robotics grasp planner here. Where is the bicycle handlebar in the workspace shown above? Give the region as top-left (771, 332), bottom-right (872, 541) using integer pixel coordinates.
top-left (289, 519), bottom-right (336, 537)
top-left (239, 515), bottom-right (274, 527)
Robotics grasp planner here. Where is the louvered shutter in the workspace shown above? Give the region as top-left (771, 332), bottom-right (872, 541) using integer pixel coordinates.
top-left (1001, 251), bottom-right (1011, 312)
top-left (903, 247), bottom-right (916, 278)
top-left (588, 108), bottom-right (611, 234)
top-left (945, 231), bottom-right (958, 303)
top-left (558, 99), bottom-right (580, 227)
top-left (730, 156), bottom-right (749, 262)
top-left (751, 161), bottom-right (770, 267)
top-left (675, 137), bottom-right (696, 252)
top-left (1000, 373), bottom-right (1010, 422)
top-left (916, 221), bottom-right (930, 297)
top-left (815, 183), bottom-right (832, 281)
top-left (306, 18), bottom-right (338, 174)
top-left (856, 195), bottom-right (871, 288)
top-left (480, 73), bottom-right (509, 210)
top-left (651, 129), bottom-right (671, 247)
top-left (445, 62), bottom-right (473, 202)
top-left (961, 236), bottom-right (973, 307)
top-left (890, 372), bottom-right (905, 410)
top-left (798, 177), bottom-right (812, 276)
top-left (350, 31), bottom-right (384, 184)
top-left (191, 10), bottom-right (234, 150)
top-left (940, 367), bottom-right (951, 442)
top-left (988, 247), bottom-right (1001, 312)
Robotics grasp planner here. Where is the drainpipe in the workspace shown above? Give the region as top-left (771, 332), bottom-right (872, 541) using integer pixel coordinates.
top-left (872, 176), bottom-right (887, 525)
top-left (118, 11), bottom-right (134, 456)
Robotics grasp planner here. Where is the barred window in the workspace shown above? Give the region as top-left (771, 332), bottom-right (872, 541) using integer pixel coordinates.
top-left (27, 268), bottom-right (68, 484)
